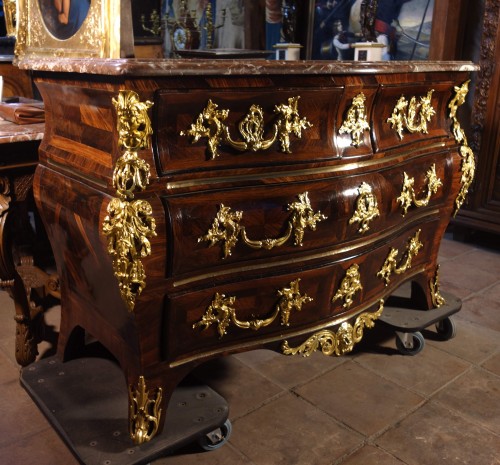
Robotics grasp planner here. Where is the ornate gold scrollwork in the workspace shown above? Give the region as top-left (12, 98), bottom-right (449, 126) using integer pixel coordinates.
top-left (339, 93), bottom-right (371, 147)
top-left (198, 192), bottom-right (327, 259)
top-left (430, 264), bottom-right (446, 307)
top-left (454, 144), bottom-right (475, 214)
top-left (129, 376), bottom-right (162, 445)
top-left (448, 80), bottom-right (476, 215)
top-left (397, 164), bottom-right (443, 216)
top-left (448, 81), bottom-right (469, 139)
top-left (180, 96), bottom-right (312, 159)
top-left (332, 264), bottom-right (363, 309)
top-left (387, 90), bottom-right (436, 140)
top-left (377, 230), bottom-right (423, 285)
top-left (281, 300), bottom-right (384, 357)
top-left (193, 278), bottom-right (313, 338)
top-left (102, 198), bottom-right (156, 312)
top-left (111, 90), bottom-right (154, 199)
top-left (349, 182), bottom-right (380, 233)
top-left (102, 91), bottom-right (157, 312)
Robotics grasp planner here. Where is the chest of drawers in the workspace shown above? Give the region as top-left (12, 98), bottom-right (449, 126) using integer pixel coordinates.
top-left (24, 59), bottom-right (476, 444)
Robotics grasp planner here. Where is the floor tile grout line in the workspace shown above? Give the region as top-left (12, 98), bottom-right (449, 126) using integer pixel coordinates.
top-left (439, 280), bottom-right (499, 304)
top-left (330, 441), bottom-right (374, 465)
top-left (333, 441), bottom-right (413, 465)
top-left (351, 357), bottom-right (477, 402)
top-left (462, 361), bottom-right (500, 381)
top-left (404, 317), bottom-right (500, 368)
top-left (229, 347), bottom-right (500, 462)
top-left (290, 374), bottom-right (435, 441)
top-left (431, 398), bottom-right (500, 438)
top-left (234, 352), bottom-right (350, 391)
top-left (443, 232), bottom-right (500, 253)
top-left (465, 278), bottom-right (500, 298)
top-left (479, 347), bottom-right (500, 371)
top-left (298, 389), bottom-right (438, 463)
top-left (426, 338), bottom-right (500, 368)
top-left (228, 389), bottom-right (290, 422)
top-left (219, 441), bottom-right (258, 465)
top-left (289, 386), bottom-right (370, 439)
top-left (211, 355), bottom-right (350, 422)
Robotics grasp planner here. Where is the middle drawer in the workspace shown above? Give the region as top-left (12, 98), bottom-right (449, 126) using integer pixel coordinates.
top-left (163, 150), bottom-right (455, 280)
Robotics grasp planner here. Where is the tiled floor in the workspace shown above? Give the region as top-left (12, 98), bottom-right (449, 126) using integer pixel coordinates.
top-left (1, 231), bottom-right (499, 465)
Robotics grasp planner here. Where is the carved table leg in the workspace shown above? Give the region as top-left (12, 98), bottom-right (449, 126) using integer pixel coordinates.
top-left (0, 175), bottom-right (38, 365)
top-left (0, 175), bottom-right (60, 366)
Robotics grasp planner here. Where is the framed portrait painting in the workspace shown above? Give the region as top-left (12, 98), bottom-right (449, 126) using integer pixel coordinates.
top-left (15, 0), bottom-right (134, 60)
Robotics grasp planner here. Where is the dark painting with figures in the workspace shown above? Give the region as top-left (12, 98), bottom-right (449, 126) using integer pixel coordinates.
top-left (310, 0), bottom-right (434, 61)
top-left (132, 0), bottom-right (163, 43)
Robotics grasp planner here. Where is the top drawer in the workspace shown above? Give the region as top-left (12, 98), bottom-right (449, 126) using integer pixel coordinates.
top-left (372, 82), bottom-right (454, 153)
top-left (154, 88), bottom-right (346, 174)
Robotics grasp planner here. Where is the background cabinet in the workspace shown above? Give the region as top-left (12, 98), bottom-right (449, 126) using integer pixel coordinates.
top-left (413, 0), bottom-right (500, 235)
top-left (451, 0), bottom-right (500, 235)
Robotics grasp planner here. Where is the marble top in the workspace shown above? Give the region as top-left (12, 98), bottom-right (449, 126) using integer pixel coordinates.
top-left (0, 119), bottom-right (44, 144)
top-left (17, 58), bottom-right (478, 77)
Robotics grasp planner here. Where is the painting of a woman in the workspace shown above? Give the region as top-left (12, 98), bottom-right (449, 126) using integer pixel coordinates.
top-left (52, 0), bottom-right (90, 39)
top-left (39, 0), bottom-right (90, 40)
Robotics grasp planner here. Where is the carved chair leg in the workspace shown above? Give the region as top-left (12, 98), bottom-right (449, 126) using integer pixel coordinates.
top-left (0, 175), bottom-right (60, 366)
top-left (0, 220), bottom-right (39, 364)
top-left (10, 278), bottom-right (39, 366)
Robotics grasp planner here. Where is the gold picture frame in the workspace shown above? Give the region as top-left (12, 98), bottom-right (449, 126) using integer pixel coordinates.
top-left (14, 0), bottom-right (133, 60)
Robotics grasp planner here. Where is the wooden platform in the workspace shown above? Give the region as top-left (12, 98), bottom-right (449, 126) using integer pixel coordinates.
top-left (20, 353), bottom-right (229, 465)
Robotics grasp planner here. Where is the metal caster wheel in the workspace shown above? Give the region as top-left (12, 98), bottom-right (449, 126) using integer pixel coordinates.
top-left (395, 331), bottom-right (425, 356)
top-left (435, 317), bottom-right (456, 340)
top-left (198, 419), bottom-right (232, 451)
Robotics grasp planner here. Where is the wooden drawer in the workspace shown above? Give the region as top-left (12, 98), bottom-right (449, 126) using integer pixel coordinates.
top-left (163, 149), bottom-right (457, 280)
top-left (371, 82), bottom-right (455, 153)
top-left (154, 88), bottom-right (344, 173)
